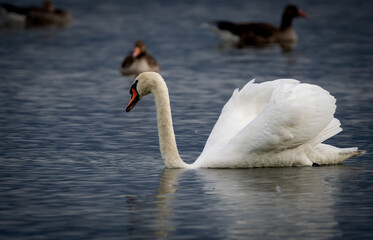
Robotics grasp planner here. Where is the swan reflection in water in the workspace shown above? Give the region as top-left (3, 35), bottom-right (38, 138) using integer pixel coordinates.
top-left (127, 167), bottom-right (343, 239)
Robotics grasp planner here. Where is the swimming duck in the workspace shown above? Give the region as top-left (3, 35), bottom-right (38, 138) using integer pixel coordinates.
top-left (208, 4), bottom-right (307, 48)
top-left (0, 1), bottom-right (72, 27)
top-left (120, 40), bottom-right (160, 76)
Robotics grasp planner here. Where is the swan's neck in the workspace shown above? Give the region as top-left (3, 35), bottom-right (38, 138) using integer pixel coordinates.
top-left (153, 82), bottom-right (189, 168)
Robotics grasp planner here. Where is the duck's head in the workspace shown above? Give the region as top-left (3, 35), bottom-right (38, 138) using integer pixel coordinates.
top-left (126, 72), bottom-right (164, 112)
top-left (283, 4), bottom-right (307, 19)
top-left (42, 1), bottom-right (55, 13)
top-left (132, 40), bottom-right (147, 58)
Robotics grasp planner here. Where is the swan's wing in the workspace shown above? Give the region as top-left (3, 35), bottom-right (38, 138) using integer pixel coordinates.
top-left (200, 79), bottom-right (299, 153)
top-left (231, 82), bottom-right (341, 153)
top-left (198, 80), bottom-right (341, 162)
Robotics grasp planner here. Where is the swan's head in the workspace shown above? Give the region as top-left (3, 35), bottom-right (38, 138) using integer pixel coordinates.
top-left (126, 72), bottom-right (165, 112)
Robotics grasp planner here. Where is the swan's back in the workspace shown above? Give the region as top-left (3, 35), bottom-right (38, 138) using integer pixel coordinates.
top-left (193, 79), bottom-right (343, 168)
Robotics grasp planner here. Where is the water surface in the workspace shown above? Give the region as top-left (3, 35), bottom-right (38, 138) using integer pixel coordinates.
top-left (0, 0), bottom-right (372, 239)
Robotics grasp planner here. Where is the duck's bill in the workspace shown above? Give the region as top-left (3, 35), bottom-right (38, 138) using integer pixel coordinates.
top-left (298, 10), bottom-right (307, 18)
top-left (126, 88), bottom-right (140, 112)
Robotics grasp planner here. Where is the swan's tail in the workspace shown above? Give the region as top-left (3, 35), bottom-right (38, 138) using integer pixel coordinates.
top-left (340, 148), bottom-right (365, 158)
top-left (355, 150), bottom-right (366, 156)
top-left (309, 145), bottom-right (365, 165)
top-left (335, 147), bottom-right (365, 164)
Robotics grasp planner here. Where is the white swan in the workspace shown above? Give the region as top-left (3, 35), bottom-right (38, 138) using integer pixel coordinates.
top-left (125, 72), bottom-right (364, 169)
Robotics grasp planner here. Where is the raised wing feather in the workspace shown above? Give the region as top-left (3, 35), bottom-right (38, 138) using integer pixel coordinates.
top-left (201, 79), bottom-right (298, 152)
top-left (230, 82), bottom-right (339, 153)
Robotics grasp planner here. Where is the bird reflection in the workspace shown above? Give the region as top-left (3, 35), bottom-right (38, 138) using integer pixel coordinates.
top-left (153, 169), bottom-right (183, 238)
top-left (149, 167), bottom-right (341, 238)
top-left (124, 169), bottom-right (183, 239)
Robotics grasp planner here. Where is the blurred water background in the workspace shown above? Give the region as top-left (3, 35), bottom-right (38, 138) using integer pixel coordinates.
top-left (0, 0), bottom-right (372, 239)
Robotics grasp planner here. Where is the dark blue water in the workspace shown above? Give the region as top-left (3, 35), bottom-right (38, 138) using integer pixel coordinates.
top-left (0, 0), bottom-right (372, 239)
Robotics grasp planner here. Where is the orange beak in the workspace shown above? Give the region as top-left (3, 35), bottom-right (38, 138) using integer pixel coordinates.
top-left (298, 10), bottom-right (308, 18)
top-left (126, 87), bottom-right (140, 112)
top-left (132, 47), bottom-right (141, 58)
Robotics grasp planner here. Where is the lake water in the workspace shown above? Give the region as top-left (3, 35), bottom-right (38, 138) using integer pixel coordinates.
top-left (0, 0), bottom-right (372, 239)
